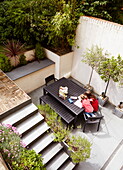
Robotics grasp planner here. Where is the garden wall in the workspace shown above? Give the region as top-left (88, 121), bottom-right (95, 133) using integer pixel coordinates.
top-left (15, 65), bottom-right (55, 93)
top-left (45, 48), bottom-right (73, 79)
top-left (71, 16), bottom-right (123, 105)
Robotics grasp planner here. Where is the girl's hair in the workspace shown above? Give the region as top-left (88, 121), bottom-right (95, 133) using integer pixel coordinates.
top-left (80, 94), bottom-right (88, 99)
top-left (90, 94), bottom-right (97, 99)
top-left (84, 90), bottom-right (92, 98)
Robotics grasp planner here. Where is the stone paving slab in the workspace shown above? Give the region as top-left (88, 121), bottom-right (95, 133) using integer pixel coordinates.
top-left (0, 70), bottom-right (30, 115)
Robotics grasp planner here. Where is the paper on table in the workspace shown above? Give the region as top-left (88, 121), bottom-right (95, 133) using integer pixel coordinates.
top-left (74, 100), bottom-right (82, 108)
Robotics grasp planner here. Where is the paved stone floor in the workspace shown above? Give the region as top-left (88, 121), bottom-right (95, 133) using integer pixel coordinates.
top-left (0, 71), bottom-right (30, 115)
top-left (28, 79), bottom-right (123, 170)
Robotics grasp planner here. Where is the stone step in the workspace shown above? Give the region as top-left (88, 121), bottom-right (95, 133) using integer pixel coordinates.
top-left (22, 122), bottom-right (50, 146)
top-left (16, 112), bottom-right (44, 135)
top-left (58, 159), bottom-right (76, 170)
top-left (30, 133), bottom-right (55, 154)
top-left (46, 150), bottom-right (69, 170)
top-left (1, 103), bottom-right (38, 125)
top-left (42, 143), bottom-right (63, 164)
top-left (103, 140), bottom-right (123, 170)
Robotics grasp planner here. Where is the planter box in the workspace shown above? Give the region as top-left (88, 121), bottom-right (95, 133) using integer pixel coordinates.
top-left (98, 96), bottom-right (109, 106)
top-left (6, 59), bottom-right (55, 93)
top-left (113, 107), bottom-right (123, 118)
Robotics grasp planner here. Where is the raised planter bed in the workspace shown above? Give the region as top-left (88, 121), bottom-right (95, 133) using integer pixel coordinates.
top-left (6, 59), bottom-right (55, 93)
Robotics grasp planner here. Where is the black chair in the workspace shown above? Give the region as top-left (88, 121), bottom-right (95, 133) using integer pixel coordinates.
top-left (82, 107), bottom-right (104, 132)
top-left (45, 74), bottom-right (57, 86)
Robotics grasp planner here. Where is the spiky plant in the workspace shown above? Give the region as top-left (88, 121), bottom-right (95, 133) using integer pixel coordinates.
top-left (2, 40), bottom-right (25, 66)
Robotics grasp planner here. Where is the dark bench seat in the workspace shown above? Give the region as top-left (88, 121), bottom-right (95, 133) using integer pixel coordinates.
top-left (39, 94), bottom-right (75, 125)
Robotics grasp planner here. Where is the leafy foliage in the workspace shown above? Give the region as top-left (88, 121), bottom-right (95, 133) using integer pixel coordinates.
top-left (78, 0), bottom-right (123, 24)
top-left (97, 55), bottom-right (123, 94)
top-left (0, 123), bottom-right (45, 169)
top-left (0, 0), bottom-right (80, 50)
top-left (82, 45), bottom-right (109, 85)
top-left (79, 0), bottom-right (112, 20)
top-left (19, 54), bottom-right (27, 66)
top-left (12, 149), bottom-right (45, 170)
top-left (38, 104), bottom-right (71, 142)
top-left (98, 55), bottom-right (123, 82)
top-left (35, 43), bottom-right (46, 61)
top-left (0, 124), bottom-right (26, 165)
top-left (0, 53), bottom-right (12, 72)
top-left (66, 135), bottom-right (92, 163)
top-left (82, 45), bottom-right (108, 69)
top-left (47, 1), bottom-right (80, 49)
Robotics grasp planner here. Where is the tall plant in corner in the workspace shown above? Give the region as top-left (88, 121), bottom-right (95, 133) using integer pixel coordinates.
top-left (2, 40), bottom-right (25, 67)
top-left (97, 54), bottom-right (123, 96)
top-left (82, 45), bottom-right (108, 90)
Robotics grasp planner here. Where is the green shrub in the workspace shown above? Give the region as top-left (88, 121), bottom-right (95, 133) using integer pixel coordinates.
top-left (67, 135), bottom-right (92, 163)
top-left (0, 124), bottom-right (26, 166)
top-left (12, 149), bottom-right (46, 170)
top-left (35, 43), bottom-right (46, 61)
top-left (38, 104), bottom-right (71, 142)
top-left (0, 53), bottom-right (12, 72)
top-left (19, 54), bottom-right (27, 66)
top-left (0, 123), bottom-right (45, 169)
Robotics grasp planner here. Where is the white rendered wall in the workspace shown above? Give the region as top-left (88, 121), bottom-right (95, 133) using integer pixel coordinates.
top-left (71, 16), bottom-right (123, 105)
top-left (45, 48), bottom-right (73, 79)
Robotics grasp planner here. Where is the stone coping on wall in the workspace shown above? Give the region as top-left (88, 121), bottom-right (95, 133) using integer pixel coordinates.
top-left (6, 59), bottom-right (55, 81)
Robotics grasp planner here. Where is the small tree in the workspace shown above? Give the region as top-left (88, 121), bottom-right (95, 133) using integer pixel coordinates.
top-left (97, 55), bottom-right (123, 96)
top-left (82, 45), bottom-right (108, 87)
top-left (67, 135), bottom-right (92, 163)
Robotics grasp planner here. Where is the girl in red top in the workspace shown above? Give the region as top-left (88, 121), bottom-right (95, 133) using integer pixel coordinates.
top-left (89, 95), bottom-right (99, 112)
top-left (84, 91), bottom-right (99, 112)
top-left (80, 94), bottom-right (95, 117)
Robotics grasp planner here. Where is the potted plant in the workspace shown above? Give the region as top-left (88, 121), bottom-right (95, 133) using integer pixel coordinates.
top-left (61, 135), bottom-right (92, 164)
top-left (113, 102), bottom-right (123, 118)
top-left (82, 45), bottom-right (108, 91)
top-left (97, 55), bottom-right (123, 106)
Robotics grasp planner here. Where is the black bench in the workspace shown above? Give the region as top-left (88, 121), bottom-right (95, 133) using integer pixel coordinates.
top-left (39, 94), bottom-right (75, 125)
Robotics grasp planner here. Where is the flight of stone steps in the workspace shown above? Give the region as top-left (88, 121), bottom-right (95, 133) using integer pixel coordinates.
top-left (0, 100), bottom-right (76, 170)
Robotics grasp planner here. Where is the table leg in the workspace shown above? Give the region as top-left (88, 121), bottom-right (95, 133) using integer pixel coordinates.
top-left (43, 88), bottom-right (47, 95)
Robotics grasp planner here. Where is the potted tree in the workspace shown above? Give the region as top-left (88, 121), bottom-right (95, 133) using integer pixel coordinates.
top-left (82, 45), bottom-right (108, 91)
top-left (61, 134), bottom-right (92, 164)
top-left (113, 102), bottom-right (123, 118)
top-left (97, 55), bottom-right (123, 106)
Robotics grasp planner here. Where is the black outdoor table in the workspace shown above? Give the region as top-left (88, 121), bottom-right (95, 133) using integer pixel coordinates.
top-left (43, 77), bottom-right (86, 116)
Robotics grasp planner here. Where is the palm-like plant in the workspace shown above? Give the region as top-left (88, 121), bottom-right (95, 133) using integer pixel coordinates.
top-left (2, 40), bottom-right (25, 66)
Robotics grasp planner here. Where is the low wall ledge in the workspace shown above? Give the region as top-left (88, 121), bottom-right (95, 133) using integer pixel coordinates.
top-left (6, 59), bottom-right (55, 81)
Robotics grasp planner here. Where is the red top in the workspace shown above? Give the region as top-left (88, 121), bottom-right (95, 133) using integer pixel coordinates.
top-left (82, 99), bottom-right (94, 113)
top-left (90, 98), bottom-right (99, 112)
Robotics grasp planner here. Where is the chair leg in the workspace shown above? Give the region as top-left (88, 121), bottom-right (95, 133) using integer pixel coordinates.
top-left (39, 97), bottom-right (42, 104)
top-left (83, 123), bottom-right (86, 132)
top-left (97, 121), bottom-right (101, 131)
